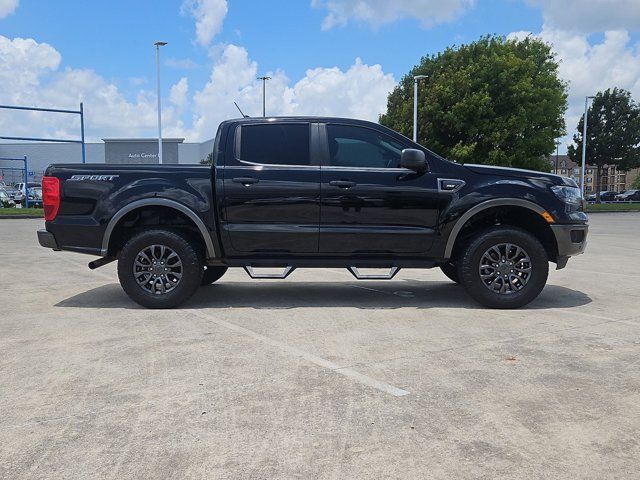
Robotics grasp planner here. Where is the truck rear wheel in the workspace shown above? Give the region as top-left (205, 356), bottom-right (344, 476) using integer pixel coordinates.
top-left (201, 266), bottom-right (228, 285)
top-left (458, 227), bottom-right (548, 309)
top-left (117, 229), bottom-right (203, 309)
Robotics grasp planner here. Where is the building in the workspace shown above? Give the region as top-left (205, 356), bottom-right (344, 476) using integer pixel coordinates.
top-left (0, 137), bottom-right (214, 184)
top-left (549, 154), bottom-right (639, 193)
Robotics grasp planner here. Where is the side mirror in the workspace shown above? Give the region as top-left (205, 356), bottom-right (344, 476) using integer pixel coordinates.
top-left (400, 149), bottom-right (427, 172)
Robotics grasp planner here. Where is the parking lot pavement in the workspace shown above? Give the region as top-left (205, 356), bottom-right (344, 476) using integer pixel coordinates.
top-left (0, 215), bottom-right (639, 479)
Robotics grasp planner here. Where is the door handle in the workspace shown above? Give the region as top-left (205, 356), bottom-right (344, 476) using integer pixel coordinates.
top-left (329, 180), bottom-right (356, 189)
top-left (232, 177), bottom-right (259, 185)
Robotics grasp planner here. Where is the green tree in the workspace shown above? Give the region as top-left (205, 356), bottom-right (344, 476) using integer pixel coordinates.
top-left (380, 35), bottom-right (568, 171)
top-left (200, 152), bottom-right (213, 165)
top-left (568, 88), bottom-right (640, 202)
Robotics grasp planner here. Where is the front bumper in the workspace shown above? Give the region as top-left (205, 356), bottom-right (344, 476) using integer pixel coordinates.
top-left (37, 229), bottom-right (60, 250)
top-left (551, 223), bottom-right (588, 269)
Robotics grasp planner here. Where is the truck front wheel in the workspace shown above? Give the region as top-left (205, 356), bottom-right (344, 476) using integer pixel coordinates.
top-left (458, 227), bottom-right (549, 309)
top-left (117, 229), bottom-right (203, 309)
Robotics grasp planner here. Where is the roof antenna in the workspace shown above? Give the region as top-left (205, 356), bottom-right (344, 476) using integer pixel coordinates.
top-left (234, 101), bottom-right (249, 118)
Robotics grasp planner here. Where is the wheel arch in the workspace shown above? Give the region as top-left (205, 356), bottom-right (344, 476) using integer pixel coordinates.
top-left (101, 198), bottom-right (217, 259)
top-left (444, 199), bottom-right (556, 261)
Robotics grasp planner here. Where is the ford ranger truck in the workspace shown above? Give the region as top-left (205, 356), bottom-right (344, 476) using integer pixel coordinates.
top-left (37, 117), bottom-right (588, 309)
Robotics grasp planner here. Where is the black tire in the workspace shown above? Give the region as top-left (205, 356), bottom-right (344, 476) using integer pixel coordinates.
top-left (439, 261), bottom-right (460, 283)
top-left (458, 227), bottom-right (548, 309)
top-left (201, 266), bottom-right (228, 285)
top-left (117, 229), bottom-right (203, 309)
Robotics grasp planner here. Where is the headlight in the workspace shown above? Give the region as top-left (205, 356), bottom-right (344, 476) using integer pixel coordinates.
top-left (551, 185), bottom-right (582, 205)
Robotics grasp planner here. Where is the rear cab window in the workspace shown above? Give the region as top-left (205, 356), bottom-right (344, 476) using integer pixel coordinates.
top-left (236, 123), bottom-right (311, 166)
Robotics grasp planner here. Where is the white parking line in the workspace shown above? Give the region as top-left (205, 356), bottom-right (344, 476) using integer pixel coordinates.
top-left (189, 310), bottom-right (410, 397)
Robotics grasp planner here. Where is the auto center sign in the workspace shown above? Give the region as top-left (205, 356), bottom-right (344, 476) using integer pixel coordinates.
top-left (103, 138), bottom-right (183, 165)
top-left (128, 152), bottom-right (158, 160)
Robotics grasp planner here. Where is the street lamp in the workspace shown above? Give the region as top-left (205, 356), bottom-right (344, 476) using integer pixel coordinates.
top-left (413, 75), bottom-right (428, 142)
top-left (155, 41), bottom-right (168, 164)
top-left (257, 76), bottom-right (271, 117)
top-left (580, 95), bottom-right (595, 198)
top-left (555, 141), bottom-right (561, 174)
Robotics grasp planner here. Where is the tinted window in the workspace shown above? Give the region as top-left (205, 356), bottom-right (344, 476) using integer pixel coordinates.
top-left (240, 123), bottom-right (310, 165)
top-left (327, 124), bottom-right (405, 168)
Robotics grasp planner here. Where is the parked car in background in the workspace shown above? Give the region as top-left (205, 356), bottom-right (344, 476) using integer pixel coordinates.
top-left (615, 189), bottom-right (640, 202)
top-left (26, 187), bottom-right (43, 207)
top-left (15, 182), bottom-right (41, 196)
top-left (0, 188), bottom-right (16, 208)
top-left (587, 191), bottom-right (618, 202)
top-left (3, 185), bottom-right (24, 203)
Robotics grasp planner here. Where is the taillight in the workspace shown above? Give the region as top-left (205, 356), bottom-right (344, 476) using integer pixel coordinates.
top-left (42, 176), bottom-right (60, 221)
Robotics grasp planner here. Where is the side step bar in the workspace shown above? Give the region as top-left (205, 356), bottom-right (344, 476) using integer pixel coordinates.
top-left (347, 266), bottom-right (400, 280)
top-left (241, 266), bottom-right (401, 280)
top-left (243, 266), bottom-right (296, 279)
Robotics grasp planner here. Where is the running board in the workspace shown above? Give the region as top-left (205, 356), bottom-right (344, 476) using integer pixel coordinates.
top-left (347, 266), bottom-right (400, 280)
top-left (243, 266), bottom-right (295, 279)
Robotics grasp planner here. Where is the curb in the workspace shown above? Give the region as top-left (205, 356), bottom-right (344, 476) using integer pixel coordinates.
top-left (585, 210), bottom-right (640, 214)
top-left (0, 215), bottom-right (43, 219)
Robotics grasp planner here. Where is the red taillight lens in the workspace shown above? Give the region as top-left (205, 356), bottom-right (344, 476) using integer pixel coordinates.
top-left (42, 176), bottom-right (60, 221)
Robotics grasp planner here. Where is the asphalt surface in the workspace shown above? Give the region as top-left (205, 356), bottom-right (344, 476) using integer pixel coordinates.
top-left (1, 215), bottom-right (639, 479)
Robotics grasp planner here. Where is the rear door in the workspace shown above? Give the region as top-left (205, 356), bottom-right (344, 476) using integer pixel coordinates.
top-left (221, 122), bottom-right (320, 253)
top-left (319, 123), bottom-right (441, 254)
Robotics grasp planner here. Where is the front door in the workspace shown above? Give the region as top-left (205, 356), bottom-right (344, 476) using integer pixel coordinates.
top-left (222, 122), bottom-right (320, 254)
top-left (319, 123), bottom-right (440, 254)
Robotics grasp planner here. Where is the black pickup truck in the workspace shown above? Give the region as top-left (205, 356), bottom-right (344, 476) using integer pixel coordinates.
top-left (38, 117), bottom-right (588, 309)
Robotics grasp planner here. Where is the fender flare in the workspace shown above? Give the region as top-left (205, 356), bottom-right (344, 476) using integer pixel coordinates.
top-left (443, 198), bottom-right (547, 259)
top-left (101, 198), bottom-right (218, 259)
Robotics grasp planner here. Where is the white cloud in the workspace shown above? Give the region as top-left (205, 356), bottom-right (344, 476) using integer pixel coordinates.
top-left (527, 0), bottom-right (640, 33)
top-left (289, 59), bottom-right (396, 119)
top-left (170, 77), bottom-right (189, 112)
top-left (181, 0), bottom-right (228, 47)
top-left (0, 34), bottom-right (396, 144)
top-left (0, 36), bottom-right (61, 107)
top-left (165, 57), bottom-right (198, 69)
top-left (0, 0), bottom-right (18, 19)
top-left (311, 0), bottom-right (475, 30)
top-left (187, 44), bottom-right (396, 141)
top-left (128, 76), bottom-right (148, 86)
top-left (508, 27), bottom-right (640, 148)
top-left (0, 35), bottom-right (185, 141)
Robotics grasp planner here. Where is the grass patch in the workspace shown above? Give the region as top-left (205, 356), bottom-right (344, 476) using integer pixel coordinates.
top-left (585, 203), bottom-right (640, 212)
top-left (0, 207), bottom-right (44, 216)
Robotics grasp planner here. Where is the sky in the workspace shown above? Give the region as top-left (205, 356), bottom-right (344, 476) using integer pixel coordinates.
top-left (1, 0), bottom-right (640, 153)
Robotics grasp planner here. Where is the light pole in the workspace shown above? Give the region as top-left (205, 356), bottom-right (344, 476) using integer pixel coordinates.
top-left (413, 75), bottom-right (428, 142)
top-left (580, 95), bottom-right (595, 197)
top-left (155, 41), bottom-right (167, 164)
top-left (555, 141), bottom-right (560, 174)
top-left (257, 76), bottom-right (271, 117)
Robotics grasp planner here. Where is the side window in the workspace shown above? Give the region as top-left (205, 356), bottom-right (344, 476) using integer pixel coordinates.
top-left (326, 124), bottom-right (405, 168)
top-left (239, 123), bottom-right (310, 166)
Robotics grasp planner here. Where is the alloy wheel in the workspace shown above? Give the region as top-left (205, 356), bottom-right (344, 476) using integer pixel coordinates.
top-left (478, 243), bottom-right (532, 295)
top-left (133, 244), bottom-right (183, 295)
